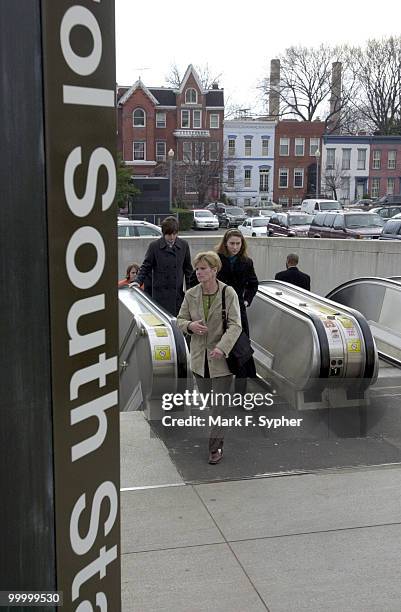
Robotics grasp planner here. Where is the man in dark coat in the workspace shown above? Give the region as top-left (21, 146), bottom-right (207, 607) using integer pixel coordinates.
top-left (275, 253), bottom-right (311, 290)
top-left (133, 217), bottom-right (193, 316)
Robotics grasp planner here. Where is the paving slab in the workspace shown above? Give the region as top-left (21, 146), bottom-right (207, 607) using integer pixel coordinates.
top-left (121, 486), bottom-right (224, 553)
top-left (122, 544), bottom-right (267, 612)
top-left (231, 524), bottom-right (401, 612)
top-left (120, 411), bottom-right (183, 489)
top-left (195, 467), bottom-right (401, 541)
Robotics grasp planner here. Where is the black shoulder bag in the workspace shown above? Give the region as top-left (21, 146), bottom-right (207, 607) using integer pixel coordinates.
top-left (221, 286), bottom-right (254, 375)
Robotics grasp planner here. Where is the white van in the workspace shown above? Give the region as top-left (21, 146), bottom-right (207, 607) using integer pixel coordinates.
top-left (301, 199), bottom-right (343, 215)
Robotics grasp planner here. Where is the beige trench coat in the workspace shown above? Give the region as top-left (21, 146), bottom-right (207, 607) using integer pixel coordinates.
top-left (177, 280), bottom-right (242, 378)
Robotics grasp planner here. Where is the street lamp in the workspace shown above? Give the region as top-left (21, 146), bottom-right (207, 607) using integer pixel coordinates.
top-left (168, 148), bottom-right (174, 210)
top-left (315, 148), bottom-right (321, 199)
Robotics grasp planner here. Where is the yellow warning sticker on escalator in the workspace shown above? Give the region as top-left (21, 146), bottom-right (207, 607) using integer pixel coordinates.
top-left (154, 345), bottom-right (171, 360)
top-left (347, 340), bottom-right (361, 353)
top-left (155, 328), bottom-right (168, 337)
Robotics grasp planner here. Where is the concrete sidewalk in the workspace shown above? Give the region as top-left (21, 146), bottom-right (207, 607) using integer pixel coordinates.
top-left (120, 412), bottom-right (401, 612)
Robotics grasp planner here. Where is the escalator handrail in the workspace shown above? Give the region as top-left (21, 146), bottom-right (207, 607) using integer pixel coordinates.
top-left (256, 282), bottom-right (330, 378)
top-left (119, 286), bottom-right (188, 379)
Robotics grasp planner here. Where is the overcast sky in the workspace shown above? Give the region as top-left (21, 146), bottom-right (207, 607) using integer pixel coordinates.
top-left (115, 0), bottom-right (400, 114)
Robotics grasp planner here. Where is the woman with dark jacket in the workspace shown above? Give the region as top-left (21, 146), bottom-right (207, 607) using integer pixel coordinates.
top-left (216, 229), bottom-right (259, 392)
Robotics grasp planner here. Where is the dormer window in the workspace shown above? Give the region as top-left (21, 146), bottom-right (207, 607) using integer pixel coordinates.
top-left (133, 108), bottom-right (145, 127)
top-left (185, 88), bottom-right (197, 104)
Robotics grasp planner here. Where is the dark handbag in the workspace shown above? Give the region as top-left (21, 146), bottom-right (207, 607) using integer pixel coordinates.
top-left (221, 286), bottom-right (254, 375)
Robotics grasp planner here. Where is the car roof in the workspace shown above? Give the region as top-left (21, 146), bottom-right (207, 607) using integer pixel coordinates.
top-left (117, 219), bottom-right (161, 230)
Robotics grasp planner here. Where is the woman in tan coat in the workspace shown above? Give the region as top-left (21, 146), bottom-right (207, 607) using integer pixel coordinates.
top-left (177, 251), bottom-right (242, 464)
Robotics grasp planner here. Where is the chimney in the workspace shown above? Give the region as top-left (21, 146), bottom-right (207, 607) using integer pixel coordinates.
top-left (212, 82), bottom-right (219, 90)
top-left (329, 62), bottom-right (342, 133)
top-left (269, 59), bottom-right (280, 117)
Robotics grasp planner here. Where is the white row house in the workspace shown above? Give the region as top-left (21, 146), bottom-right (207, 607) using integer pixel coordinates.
top-left (223, 118), bottom-right (276, 207)
top-left (321, 136), bottom-right (371, 204)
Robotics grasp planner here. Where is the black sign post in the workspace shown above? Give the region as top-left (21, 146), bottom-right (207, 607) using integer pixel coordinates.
top-left (0, 1), bottom-right (121, 609)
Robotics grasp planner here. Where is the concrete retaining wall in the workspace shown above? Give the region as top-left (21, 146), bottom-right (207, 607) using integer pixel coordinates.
top-left (119, 236), bottom-right (401, 296)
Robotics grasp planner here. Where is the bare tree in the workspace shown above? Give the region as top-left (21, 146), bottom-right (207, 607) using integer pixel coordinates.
top-left (352, 37), bottom-right (401, 135)
top-left (260, 44), bottom-right (359, 133)
top-left (174, 138), bottom-right (223, 206)
top-left (322, 158), bottom-right (349, 200)
top-left (165, 62), bottom-right (222, 90)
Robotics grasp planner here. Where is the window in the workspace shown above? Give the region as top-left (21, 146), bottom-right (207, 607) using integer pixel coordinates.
top-left (310, 138), bottom-right (320, 155)
top-left (341, 177), bottom-right (350, 199)
top-left (372, 150), bottom-right (381, 169)
top-left (326, 148), bottom-right (335, 170)
top-left (295, 138), bottom-right (305, 156)
top-left (181, 110), bottom-right (190, 128)
top-left (294, 168), bottom-right (304, 188)
top-left (279, 168), bottom-right (288, 188)
top-left (262, 138), bottom-right (269, 156)
top-left (279, 197), bottom-right (289, 207)
top-left (209, 141), bottom-right (219, 161)
top-left (133, 142), bottom-right (145, 160)
top-left (133, 108), bottom-right (145, 127)
top-left (244, 168), bottom-right (251, 188)
top-left (333, 215), bottom-right (344, 229)
top-left (227, 167), bottom-right (235, 188)
top-left (259, 169), bottom-right (269, 192)
top-left (279, 138), bottom-right (289, 156)
top-left (210, 114), bottom-right (219, 129)
top-left (193, 110), bottom-right (202, 129)
top-left (137, 225), bottom-right (161, 237)
top-left (228, 138), bottom-right (236, 157)
top-left (292, 197), bottom-right (302, 207)
top-left (155, 112), bottom-right (166, 128)
top-left (244, 138), bottom-right (252, 156)
top-left (185, 174), bottom-right (197, 193)
top-left (185, 88), bottom-right (197, 104)
top-left (342, 149), bottom-right (351, 170)
top-left (357, 149), bottom-right (366, 170)
top-left (387, 177), bottom-right (395, 195)
top-left (388, 150), bottom-right (397, 169)
top-left (156, 141), bottom-right (166, 161)
top-left (371, 177), bottom-right (380, 198)
top-left (183, 141), bottom-right (192, 161)
top-left (244, 198), bottom-right (251, 207)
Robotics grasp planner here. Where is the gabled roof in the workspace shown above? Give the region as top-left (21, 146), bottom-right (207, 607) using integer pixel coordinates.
top-left (118, 78), bottom-right (159, 106)
top-left (178, 64), bottom-right (204, 94)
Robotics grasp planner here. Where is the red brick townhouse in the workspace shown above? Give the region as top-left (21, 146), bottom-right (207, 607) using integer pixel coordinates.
top-left (273, 119), bottom-right (326, 207)
top-left (117, 65), bottom-right (224, 206)
top-left (369, 136), bottom-right (401, 199)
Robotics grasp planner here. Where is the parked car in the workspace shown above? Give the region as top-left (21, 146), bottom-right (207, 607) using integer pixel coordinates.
top-left (379, 213), bottom-right (401, 240)
top-left (117, 219), bottom-right (162, 237)
top-left (301, 198), bottom-right (343, 215)
top-left (351, 198), bottom-right (375, 208)
top-left (267, 212), bottom-right (313, 237)
top-left (376, 194), bottom-right (401, 205)
top-left (204, 203), bottom-right (246, 227)
top-left (308, 211), bottom-right (384, 239)
top-left (239, 216), bottom-right (270, 237)
top-left (369, 205), bottom-right (401, 220)
top-left (191, 209), bottom-right (219, 230)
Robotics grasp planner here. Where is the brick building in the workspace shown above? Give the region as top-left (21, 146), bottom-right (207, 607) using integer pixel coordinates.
top-left (273, 120), bottom-right (326, 207)
top-left (117, 65), bottom-right (224, 206)
top-left (369, 136), bottom-right (401, 199)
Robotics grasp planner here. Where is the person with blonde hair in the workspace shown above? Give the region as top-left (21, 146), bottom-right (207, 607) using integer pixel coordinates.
top-left (177, 251), bottom-right (242, 464)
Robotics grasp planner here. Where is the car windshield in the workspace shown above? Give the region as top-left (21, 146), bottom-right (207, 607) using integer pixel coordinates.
top-left (196, 211), bottom-right (214, 217)
top-left (345, 214), bottom-right (385, 228)
top-left (226, 207), bottom-right (244, 215)
top-left (252, 219), bottom-right (269, 227)
top-left (288, 214), bottom-right (313, 226)
top-left (320, 201), bottom-right (342, 211)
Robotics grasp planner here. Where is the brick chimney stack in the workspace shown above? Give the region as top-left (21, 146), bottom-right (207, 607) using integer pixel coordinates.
top-left (269, 59), bottom-right (280, 118)
top-left (329, 62), bottom-right (342, 133)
